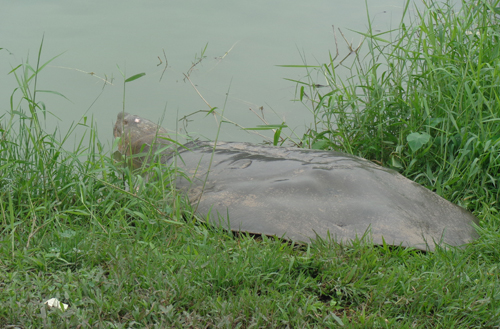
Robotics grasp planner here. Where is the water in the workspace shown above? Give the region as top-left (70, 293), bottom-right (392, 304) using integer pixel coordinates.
top-left (1, 0), bottom-right (411, 149)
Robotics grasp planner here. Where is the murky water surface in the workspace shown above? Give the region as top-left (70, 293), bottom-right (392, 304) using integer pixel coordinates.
top-left (1, 0), bottom-right (414, 147)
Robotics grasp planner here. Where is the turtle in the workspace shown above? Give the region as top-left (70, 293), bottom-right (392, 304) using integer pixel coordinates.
top-left (113, 112), bottom-right (479, 251)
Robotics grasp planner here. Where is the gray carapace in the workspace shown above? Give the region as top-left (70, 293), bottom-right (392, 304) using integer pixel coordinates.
top-left (114, 112), bottom-right (479, 251)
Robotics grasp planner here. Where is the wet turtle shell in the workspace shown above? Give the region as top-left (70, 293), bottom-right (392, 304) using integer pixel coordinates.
top-left (114, 112), bottom-right (479, 251)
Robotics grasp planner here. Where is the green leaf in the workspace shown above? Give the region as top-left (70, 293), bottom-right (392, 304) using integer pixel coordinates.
top-left (244, 124), bottom-right (288, 131)
top-left (273, 127), bottom-right (282, 146)
top-left (8, 64), bottom-right (22, 74)
top-left (11, 110), bottom-right (30, 119)
top-left (112, 150), bottom-right (124, 162)
top-left (312, 140), bottom-right (329, 150)
top-left (36, 89), bottom-right (71, 102)
top-left (282, 78), bottom-right (311, 86)
top-left (205, 107), bottom-right (218, 116)
top-left (330, 312), bottom-right (344, 326)
top-left (350, 29), bottom-right (393, 43)
top-left (390, 156), bottom-right (403, 169)
top-left (275, 64), bottom-right (320, 68)
top-left (125, 72), bottom-right (146, 83)
top-left (424, 117), bottom-right (444, 127)
top-left (407, 132), bottom-right (431, 152)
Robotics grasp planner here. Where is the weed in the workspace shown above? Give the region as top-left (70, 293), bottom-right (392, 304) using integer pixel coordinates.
top-left (287, 0), bottom-right (500, 211)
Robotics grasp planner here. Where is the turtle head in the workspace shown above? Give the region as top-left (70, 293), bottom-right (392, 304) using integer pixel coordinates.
top-left (113, 112), bottom-right (171, 169)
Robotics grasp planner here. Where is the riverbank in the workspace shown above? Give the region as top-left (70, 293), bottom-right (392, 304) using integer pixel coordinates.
top-left (2, 0), bottom-right (500, 327)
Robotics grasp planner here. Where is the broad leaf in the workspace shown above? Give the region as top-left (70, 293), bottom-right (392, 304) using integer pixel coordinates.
top-left (407, 132), bottom-right (431, 152)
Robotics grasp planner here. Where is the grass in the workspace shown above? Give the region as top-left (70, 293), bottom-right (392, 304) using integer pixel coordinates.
top-left (1, 0), bottom-right (500, 328)
top-left (289, 0), bottom-right (500, 213)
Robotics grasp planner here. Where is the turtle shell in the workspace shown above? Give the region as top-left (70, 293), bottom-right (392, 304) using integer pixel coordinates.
top-left (114, 112), bottom-right (479, 251)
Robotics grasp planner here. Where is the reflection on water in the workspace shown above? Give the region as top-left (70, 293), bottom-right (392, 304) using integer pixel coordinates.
top-left (0, 0), bottom-right (410, 148)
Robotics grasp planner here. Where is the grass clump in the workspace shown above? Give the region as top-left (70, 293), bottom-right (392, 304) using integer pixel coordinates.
top-left (294, 0), bottom-right (500, 211)
top-left (1, 0), bottom-right (500, 328)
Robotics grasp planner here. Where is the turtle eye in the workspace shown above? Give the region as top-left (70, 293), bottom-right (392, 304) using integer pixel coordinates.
top-left (123, 120), bottom-right (128, 125)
